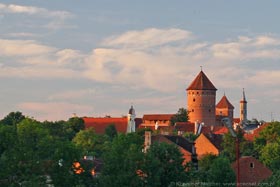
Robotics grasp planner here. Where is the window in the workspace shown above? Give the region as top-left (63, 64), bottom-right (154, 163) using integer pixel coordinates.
top-left (192, 109), bottom-right (194, 112)
top-left (209, 109), bottom-right (211, 112)
top-left (250, 162), bottom-right (254, 168)
top-left (193, 98), bottom-right (195, 102)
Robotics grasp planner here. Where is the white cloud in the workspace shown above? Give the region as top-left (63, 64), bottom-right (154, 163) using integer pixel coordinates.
top-left (0, 39), bottom-right (55, 56)
top-left (0, 3), bottom-right (72, 19)
top-left (18, 102), bottom-right (94, 121)
top-left (102, 28), bottom-right (193, 49)
top-left (0, 3), bottom-right (73, 30)
top-left (0, 66), bottom-right (79, 79)
top-left (84, 29), bottom-right (280, 93)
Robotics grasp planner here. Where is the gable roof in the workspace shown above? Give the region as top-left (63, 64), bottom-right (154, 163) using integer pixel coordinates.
top-left (175, 122), bottom-right (195, 133)
top-left (216, 95), bottom-right (234, 109)
top-left (83, 117), bottom-right (128, 134)
top-left (195, 133), bottom-right (223, 159)
top-left (201, 125), bottom-right (229, 135)
top-left (187, 71), bottom-right (217, 91)
top-left (244, 123), bottom-right (269, 141)
top-left (231, 156), bottom-right (272, 184)
top-left (142, 114), bottom-right (174, 121)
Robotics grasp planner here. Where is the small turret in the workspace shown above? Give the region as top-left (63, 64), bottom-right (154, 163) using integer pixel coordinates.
top-left (127, 105), bottom-right (136, 133)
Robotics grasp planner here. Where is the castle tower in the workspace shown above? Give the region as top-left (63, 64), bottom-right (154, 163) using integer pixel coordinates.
top-left (187, 70), bottom-right (217, 126)
top-left (216, 94), bottom-right (234, 124)
top-left (127, 105), bottom-right (136, 133)
top-left (240, 88), bottom-right (247, 123)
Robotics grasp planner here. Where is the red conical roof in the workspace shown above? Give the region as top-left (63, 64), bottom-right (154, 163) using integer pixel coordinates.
top-left (216, 95), bottom-right (234, 109)
top-left (187, 71), bottom-right (217, 91)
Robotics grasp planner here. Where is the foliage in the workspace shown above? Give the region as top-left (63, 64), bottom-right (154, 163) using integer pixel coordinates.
top-left (0, 111), bottom-right (25, 126)
top-left (183, 132), bottom-right (198, 142)
top-left (73, 128), bottom-right (106, 157)
top-left (221, 128), bottom-right (248, 162)
top-left (254, 121), bottom-right (280, 171)
top-left (99, 133), bottom-right (144, 187)
top-left (170, 108), bottom-right (189, 126)
top-left (207, 156), bottom-right (235, 183)
top-left (141, 142), bottom-right (187, 187)
top-left (264, 169), bottom-right (280, 186)
top-left (104, 124), bottom-right (117, 141)
top-left (0, 117), bottom-right (83, 186)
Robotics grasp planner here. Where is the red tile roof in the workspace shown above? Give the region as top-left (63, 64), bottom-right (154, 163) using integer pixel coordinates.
top-left (233, 118), bottom-right (241, 124)
top-left (201, 125), bottom-right (228, 135)
top-left (152, 135), bottom-right (193, 164)
top-left (231, 156), bottom-right (272, 184)
top-left (216, 95), bottom-right (234, 109)
top-left (195, 133), bottom-right (223, 159)
top-left (187, 71), bottom-right (217, 91)
top-left (83, 117), bottom-right (127, 134)
top-left (244, 123), bottom-right (269, 141)
top-left (143, 114), bottom-right (174, 121)
top-left (175, 122), bottom-right (195, 133)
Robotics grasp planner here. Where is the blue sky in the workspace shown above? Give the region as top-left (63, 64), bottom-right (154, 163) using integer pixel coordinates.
top-left (0, 0), bottom-right (280, 121)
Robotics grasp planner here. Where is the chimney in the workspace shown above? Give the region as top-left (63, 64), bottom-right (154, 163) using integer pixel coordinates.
top-left (194, 121), bottom-right (198, 134)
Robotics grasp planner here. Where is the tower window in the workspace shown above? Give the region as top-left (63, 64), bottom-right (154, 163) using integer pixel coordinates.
top-left (197, 92), bottom-right (199, 94)
top-left (193, 98), bottom-right (195, 102)
top-left (192, 109), bottom-right (194, 112)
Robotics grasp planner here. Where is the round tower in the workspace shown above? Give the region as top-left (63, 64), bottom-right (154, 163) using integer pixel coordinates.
top-left (127, 105), bottom-right (136, 133)
top-left (187, 70), bottom-right (217, 126)
top-left (240, 88), bottom-right (247, 124)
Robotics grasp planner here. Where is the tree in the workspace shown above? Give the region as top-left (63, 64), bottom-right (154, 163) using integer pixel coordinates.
top-left (73, 128), bottom-right (106, 157)
top-left (104, 124), bottom-right (117, 141)
top-left (207, 156), bottom-right (235, 183)
top-left (0, 117), bottom-right (83, 186)
top-left (170, 108), bottom-right (189, 126)
top-left (64, 117), bottom-right (85, 140)
top-left (259, 141), bottom-right (280, 171)
top-left (221, 128), bottom-right (248, 162)
top-left (0, 111), bottom-right (25, 126)
top-left (254, 121), bottom-right (280, 171)
top-left (99, 133), bottom-right (144, 187)
top-left (141, 142), bottom-right (187, 187)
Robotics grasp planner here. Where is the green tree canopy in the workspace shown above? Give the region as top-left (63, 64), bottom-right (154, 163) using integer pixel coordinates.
top-left (99, 133), bottom-right (144, 187)
top-left (104, 124), bottom-right (117, 141)
top-left (254, 121), bottom-right (280, 171)
top-left (170, 108), bottom-right (189, 126)
top-left (73, 127), bottom-right (106, 157)
top-left (141, 142), bottom-right (187, 187)
top-left (0, 111), bottom-right (25, 126)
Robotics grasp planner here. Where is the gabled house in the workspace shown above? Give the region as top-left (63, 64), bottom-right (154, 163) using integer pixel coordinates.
top-left (194, 133), bottom-right (223, 159)
top-left (231, 156), bottom-right (272, 185)
top-left (144, 131), bottom-right (197, 166)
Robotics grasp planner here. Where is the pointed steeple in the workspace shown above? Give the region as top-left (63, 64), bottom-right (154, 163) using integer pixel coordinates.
top-left (216, 95), bottom-right (234, 109)
top-left (240, 88), bottom-right (248, 123)
top-left (242, 88), bottom-right (247, 103)
top-left (187, 71), bottom-right (217, 91)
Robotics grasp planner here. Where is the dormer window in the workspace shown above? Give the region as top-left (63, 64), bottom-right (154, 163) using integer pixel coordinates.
top-left (250, 162), bottom-right (254, 168)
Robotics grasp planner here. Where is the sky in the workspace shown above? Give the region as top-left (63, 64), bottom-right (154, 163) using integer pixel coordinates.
top-left (0, 0), bottom-right (280, 122)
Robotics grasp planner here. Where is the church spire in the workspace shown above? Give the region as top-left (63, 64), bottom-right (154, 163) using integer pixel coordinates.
top-left (242, 88), bottom-right (246, 102)
top-left (240, 88), bottom-right (247, 124)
